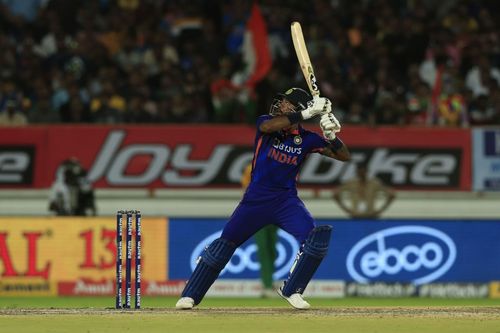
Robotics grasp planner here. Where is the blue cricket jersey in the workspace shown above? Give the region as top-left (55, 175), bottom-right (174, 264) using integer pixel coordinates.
top-left (222, 115), bottom-right (334, 245)
top-left (221, 115), bottom-right (332, 244)
top-left (248, 115), bottom-right (330, 190)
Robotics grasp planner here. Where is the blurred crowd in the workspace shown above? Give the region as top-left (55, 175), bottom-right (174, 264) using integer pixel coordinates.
top-left (1, 0), bottom-right (500, 126)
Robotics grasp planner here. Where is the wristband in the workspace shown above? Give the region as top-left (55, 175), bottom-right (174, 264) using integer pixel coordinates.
top-left (329, 137), bottom-right (343, 151)
top-left (286, 112), bottom-right (303, 124)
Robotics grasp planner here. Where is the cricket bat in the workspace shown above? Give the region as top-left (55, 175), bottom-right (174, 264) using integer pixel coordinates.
top-left (291, 21), bottom-right (320, 97)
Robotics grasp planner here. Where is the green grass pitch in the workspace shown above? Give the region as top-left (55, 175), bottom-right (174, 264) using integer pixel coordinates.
top-left (1, 297), bottom-right (499, 333)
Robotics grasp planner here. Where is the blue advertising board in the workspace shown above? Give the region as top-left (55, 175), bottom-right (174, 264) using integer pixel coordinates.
top-left (168, 218), bottom-right (500, 284)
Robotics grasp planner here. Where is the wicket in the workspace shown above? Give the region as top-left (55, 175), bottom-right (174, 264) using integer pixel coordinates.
top-left (115, 210), bottom-right (141, 309)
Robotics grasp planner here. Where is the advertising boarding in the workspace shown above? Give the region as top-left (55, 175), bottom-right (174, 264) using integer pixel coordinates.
top-left (169, 218), bottom-right (500, 284)
top-left (0, 217), bottom-right (167, 296)
top-left (0, 126), bottom-right (471, 190)
top-left (472, 128), bottom-right (500, 191)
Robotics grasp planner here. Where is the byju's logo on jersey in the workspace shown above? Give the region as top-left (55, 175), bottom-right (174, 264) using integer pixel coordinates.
top-left (346, 226), bottom-right (456, 285)
top-left (272, 138), bottom-right (302, 154)
top-left (191, 230), bottom-right (299, 280)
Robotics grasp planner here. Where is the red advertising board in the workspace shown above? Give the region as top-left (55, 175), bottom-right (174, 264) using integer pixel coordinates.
top-left (0, 125), bottom-right (471, 190)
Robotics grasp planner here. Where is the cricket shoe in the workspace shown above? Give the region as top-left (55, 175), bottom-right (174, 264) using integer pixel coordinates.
top-left (277, 287), bottom-right (310, 310)
top-left (175, 297), bottom-right (195, 310)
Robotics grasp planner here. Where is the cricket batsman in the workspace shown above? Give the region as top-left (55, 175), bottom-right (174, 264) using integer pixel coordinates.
top-left (176, 88), bottom-right (350, 309)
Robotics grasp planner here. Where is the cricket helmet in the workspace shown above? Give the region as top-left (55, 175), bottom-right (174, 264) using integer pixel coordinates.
top-left (269, 87), bottom-right (312, 116)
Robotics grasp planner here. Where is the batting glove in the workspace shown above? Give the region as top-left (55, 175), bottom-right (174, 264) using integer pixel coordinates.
top-left (322, 129), bottom-right (337, 140)
top-left (320, 112), bottom-right (341, 140)
top-left (301, 96), bottom-right (330, 120)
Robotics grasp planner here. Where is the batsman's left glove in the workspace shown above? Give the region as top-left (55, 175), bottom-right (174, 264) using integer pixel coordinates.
top-left (301, 96), bottom-right (331, 120)
top-left (321, 98), bottom-right (332, 114)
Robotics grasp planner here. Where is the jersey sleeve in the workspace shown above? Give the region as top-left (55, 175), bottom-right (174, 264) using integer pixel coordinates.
top-left (309, 131), bottom-right (330, 153)
top-left (256, 115), bottom-right (272, 132)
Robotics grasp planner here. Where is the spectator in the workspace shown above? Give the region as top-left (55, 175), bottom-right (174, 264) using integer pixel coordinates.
top-left (344, 102), bottom-right (365, 125)
top-left (0, 99), bottom-right (28, 126)
top-left (333, 162), bottom-right (395, 219)
top-left (405, 81), bottom-right (432, 126)
top-left (469, 94), bottom-right (498, 125)
top-left (0, 0), bottom-right (499, 127)
top-left (48, 158), bottom-right (96, 216)
top-left (27, 79), bottom-right (61, 123)
top-left (427, 63), bottom-right (469, 127)
top-left (48, 160), bottom-right (72, 215)
top-left (465, 56), bottom-right (500, 97)
top-left (1, 0), bottom-right (44, 22)
top-left (0, 79), bottom-right (22, 111)
top-left (433, 92), bottom-right (468, 127)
